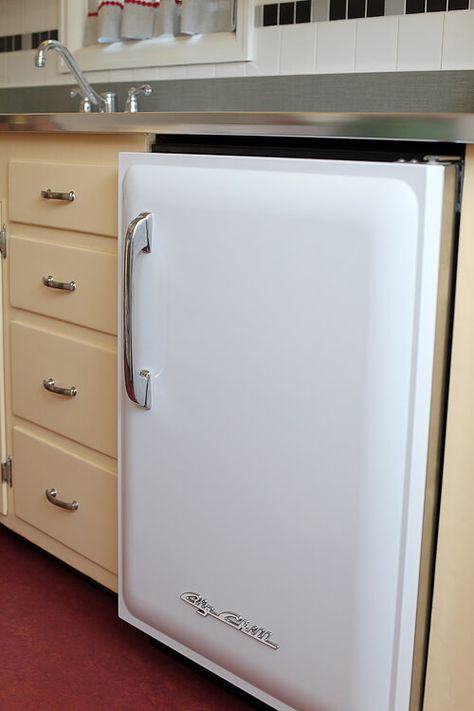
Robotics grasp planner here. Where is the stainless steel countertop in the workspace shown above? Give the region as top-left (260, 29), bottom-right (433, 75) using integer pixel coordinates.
top-left (1, 112), bottom-right (474, 142)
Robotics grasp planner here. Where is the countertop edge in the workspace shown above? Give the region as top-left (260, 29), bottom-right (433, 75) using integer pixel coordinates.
top-left (1, 112), bottom-right (474, 142)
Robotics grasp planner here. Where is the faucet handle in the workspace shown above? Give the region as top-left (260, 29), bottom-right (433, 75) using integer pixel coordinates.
top-left (125, 84), bottom-right (152, 113)
top-left (70, 88), bottom-right (92, 113)
top-left (70, 88), bottom-right (115, 113)
top-left (99, 91), bottom-right (117, 113)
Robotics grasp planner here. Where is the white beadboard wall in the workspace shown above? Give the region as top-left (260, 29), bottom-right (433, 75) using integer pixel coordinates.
top-left (1, 0), bottom-right (474, 88)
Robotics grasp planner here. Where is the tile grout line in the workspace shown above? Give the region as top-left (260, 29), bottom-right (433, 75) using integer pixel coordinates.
top-left (395, 14), bottom-right (401, 70)
top-left (439, 11), bottom-right (446, 69)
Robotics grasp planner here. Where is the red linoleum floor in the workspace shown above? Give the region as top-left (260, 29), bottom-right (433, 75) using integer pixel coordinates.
top-left (0, 525), bottom-right (263, 711)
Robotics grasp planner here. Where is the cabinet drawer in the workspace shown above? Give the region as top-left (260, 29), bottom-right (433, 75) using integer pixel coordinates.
top-left (11, 322), bottom-right (117, 457)
top-left (8, 161), bottom-right (117, 237)
top-left (10, 236), bottom-right (117, 335)
top-left (13, 426), bottom-right (117, 573)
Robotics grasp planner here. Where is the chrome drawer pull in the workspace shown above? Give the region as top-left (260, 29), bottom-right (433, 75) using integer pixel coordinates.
top-left (42, 275), bottom-right (77, 292)
top-left (45, 488), bottom-right (79, 511)
top-left (41, 188), bottom-right (75, 202)
top-left (43, 378), bottom-right (77, 398)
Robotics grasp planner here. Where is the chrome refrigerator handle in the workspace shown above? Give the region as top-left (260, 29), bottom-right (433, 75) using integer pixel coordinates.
top-left (123, 211), bottom-right (152, 410)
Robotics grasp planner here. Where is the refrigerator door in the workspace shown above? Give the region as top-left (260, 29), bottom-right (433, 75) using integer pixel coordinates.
top-left (118, 153), bottom-right (455, 711)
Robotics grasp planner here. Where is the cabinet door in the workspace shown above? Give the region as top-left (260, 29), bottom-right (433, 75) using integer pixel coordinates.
top-left (118, 153), bottom-right (456, 711)
top-left (0, 202), bottom-right (7, 515)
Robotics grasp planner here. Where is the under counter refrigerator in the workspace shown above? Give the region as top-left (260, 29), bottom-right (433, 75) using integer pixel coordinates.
top-left (118, 148), bottom-right (458, 711)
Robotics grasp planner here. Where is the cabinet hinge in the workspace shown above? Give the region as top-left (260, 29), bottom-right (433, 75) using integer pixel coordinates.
top-left (0, 224), bottom-right (6, 259)
top-left (1, 457), bottom-right (12, 487)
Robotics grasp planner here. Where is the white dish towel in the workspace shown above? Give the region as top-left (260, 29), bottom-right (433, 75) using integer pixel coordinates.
top-left (84, 1), bottom-right (123, 45)
top-left (121, 0), bottom-right (158, 40)
top-left (84, 0), bottom-right (98, 46)
top-left (97, 1), bottom-right (124, 44)
top-left (83, 0), bottom-right (236, 44)
top-left (154, 0), bottom-right (182, 37)
top-left (180, 0), bottom-right (235, 35)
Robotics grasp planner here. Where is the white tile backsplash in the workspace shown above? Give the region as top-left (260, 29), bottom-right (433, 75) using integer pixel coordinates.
top-left (131, 67), bottom-right (160, 82)
top-left (158, 65), bottom-right (187, 80)
top-left (253, 26), bottom-right (281, 76)
top-left (185, 63), bottom-right (216, 79)
top-left (316, 20), bottom-right (357, 74)
top-left (442, 10), bottom-right (474, 70)
top-left (397, 13), bottom-right (444, 71)
top-left (214, 61), bottom-right (246, 77)
top-left (280, 23), bottom-right (316, 75)
top-left (5, 48), bottom-right (63, 87)
top-left (355, 16), bottom-right (398, 73)
top-left (2, 6), bottom-right (474, 90)
top-left (104, 68), bottom-right (134, 83)
top-left (84, 70), bottom-right (111, 83)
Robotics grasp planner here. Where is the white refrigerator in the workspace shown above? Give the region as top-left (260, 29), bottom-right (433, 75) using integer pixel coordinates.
top-left (118, 151), bottom-right (457, 711)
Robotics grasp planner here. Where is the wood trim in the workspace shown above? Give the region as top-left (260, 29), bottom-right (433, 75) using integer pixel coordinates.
top-left (410, 166), bottom-right (458, 711)
top-left (0, 201), bottom-right (7, 516)
top-left (424, 146), bottom-right (474, 710)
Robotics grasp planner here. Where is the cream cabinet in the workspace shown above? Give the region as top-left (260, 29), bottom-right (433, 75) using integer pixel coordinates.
top-left (0, 133), bottom-right (148, 591)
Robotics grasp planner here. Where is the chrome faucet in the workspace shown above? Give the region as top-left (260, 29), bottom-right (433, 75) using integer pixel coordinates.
top-left (34, 40), bottom-right (116, 113)
top-left (125, 85), bottom-right (152, 113)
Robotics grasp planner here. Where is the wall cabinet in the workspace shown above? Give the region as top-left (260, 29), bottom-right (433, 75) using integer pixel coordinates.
top-left (0, 133), bottom-right (147, 591)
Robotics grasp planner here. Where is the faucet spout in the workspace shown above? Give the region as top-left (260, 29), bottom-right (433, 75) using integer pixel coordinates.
top-left (34, 40), bottom-right (110, 112)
